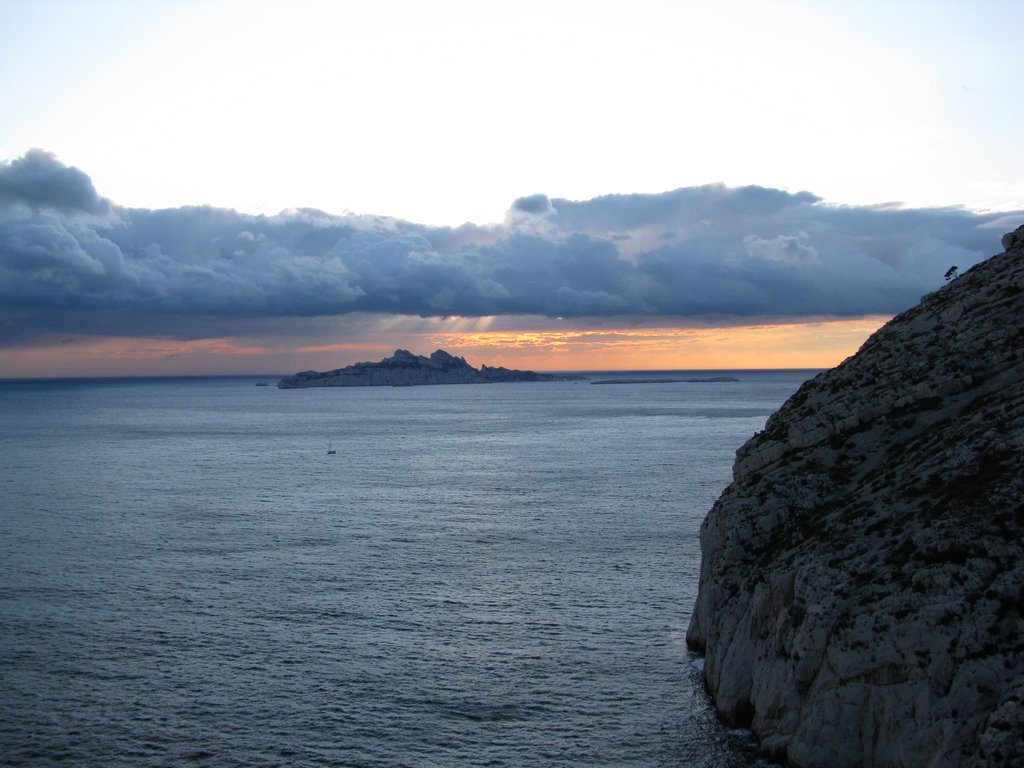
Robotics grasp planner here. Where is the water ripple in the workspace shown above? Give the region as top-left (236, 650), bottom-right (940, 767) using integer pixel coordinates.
top-left (0, 373), bottom-right (806, 766)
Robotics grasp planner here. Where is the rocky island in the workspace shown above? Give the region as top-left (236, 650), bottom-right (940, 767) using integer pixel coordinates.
top-left (278, 348), bottom-right (566, 388)
top-left (688, 227), bottom-right (1024, 766)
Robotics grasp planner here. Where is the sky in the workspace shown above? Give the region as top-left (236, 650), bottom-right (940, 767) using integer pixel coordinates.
top-left (1, 0), bottom-right (1022, 376)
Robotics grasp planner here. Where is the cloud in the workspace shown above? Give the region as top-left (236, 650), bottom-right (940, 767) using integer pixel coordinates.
top-left (0, 149), bottom-right (110, 215)
top-left (0, 150), bottom-right (1018, 345)
top-left (743, 233), bottom-right (819, 264)
top-left (504, 193), bottom-right (559, 237)
top-left (511, 194), bottom-right (555, 216)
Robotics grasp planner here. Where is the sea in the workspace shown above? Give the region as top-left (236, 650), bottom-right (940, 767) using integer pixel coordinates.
top-left (0, 370), bottom-right (815, 767)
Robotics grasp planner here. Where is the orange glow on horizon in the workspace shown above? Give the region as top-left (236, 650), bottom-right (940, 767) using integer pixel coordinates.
top-left (426, 317), bottom-right (892, 371)
top-left (0, 337), bottom-right (282, 378)
top-left (0, 317), bottom-right (892, 378)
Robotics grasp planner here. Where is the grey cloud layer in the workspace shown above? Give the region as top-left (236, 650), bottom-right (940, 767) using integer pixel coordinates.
top-left (1, 150), bottom-right (1016, 343)
top-left (0, 150), bottom-right (110, 215)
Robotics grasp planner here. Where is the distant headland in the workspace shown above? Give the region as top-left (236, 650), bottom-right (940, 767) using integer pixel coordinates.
top-left (277, 349), bottom-right (571, 388)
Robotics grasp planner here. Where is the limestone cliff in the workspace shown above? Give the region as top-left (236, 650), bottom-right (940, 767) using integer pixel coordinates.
top-left (278, 348), bottom-right (563, 388)
top-left (687, 228), bottom-right (1024, 767)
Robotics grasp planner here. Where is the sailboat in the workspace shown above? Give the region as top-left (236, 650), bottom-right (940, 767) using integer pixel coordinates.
top-left (327, 441), bottom-right (337, 455)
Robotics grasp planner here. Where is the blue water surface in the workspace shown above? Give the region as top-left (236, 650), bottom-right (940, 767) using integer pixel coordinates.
top-left (0, 371), bottom-right (812, 767)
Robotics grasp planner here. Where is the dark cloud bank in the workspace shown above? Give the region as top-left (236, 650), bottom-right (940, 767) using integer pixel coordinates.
top-left (1, 149), bottom-right (1018, 344)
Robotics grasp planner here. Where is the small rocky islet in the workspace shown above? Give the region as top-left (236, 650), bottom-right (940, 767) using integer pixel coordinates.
top-left (277, 348), bottom-right (568, 388)
top-left (688, 226), bottom-right (1024, 766)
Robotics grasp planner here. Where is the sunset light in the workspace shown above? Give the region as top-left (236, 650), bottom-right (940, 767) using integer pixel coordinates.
top-left (1, 0), bottom-right (1021, 379)
top-left (426, 318), bottom-right (892, 372)
top-left (3, 3), bottom-right (1022, 766)
top-left (1, 317), bottom-right (891, 378)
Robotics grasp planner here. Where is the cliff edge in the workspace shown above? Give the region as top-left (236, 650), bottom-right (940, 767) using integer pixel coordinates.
top-left (687, 227), bottom-right (1024, 767)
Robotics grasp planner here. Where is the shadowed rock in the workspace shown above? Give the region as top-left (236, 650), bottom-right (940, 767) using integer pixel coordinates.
top-left (688, 228), bottom-right (1024, 767)
top-left (1000, 224), bottom-right (1024, 251)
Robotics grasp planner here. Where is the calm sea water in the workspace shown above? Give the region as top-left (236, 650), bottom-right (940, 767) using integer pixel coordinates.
top-left (0, 371), bottom-right (812, 767)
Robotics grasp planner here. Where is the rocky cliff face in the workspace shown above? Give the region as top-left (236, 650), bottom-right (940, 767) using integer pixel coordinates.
top-left (278, 348), bottom-right (562, 388)
top-left (687, 228), bottom-right (1024, 767)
